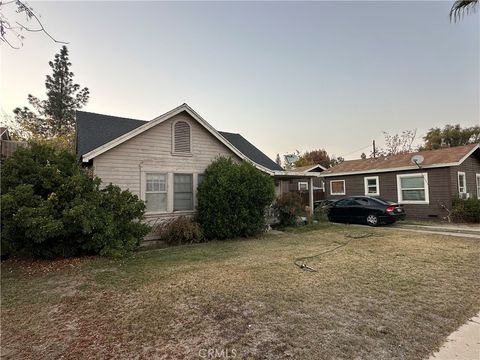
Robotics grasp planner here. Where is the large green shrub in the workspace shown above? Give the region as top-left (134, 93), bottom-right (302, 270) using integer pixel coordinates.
top-left (1, 143), bottom-right (150, 258)
top-left (451, 198), bottom-right (480, 223)
top-left (196, 157), bottom-right (275, 239)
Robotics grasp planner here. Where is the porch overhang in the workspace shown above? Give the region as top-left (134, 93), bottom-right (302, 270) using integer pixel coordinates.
top-left (271, 171), bottom-right (322, 217)
top-left (271, 171), bottom-right (322, 179)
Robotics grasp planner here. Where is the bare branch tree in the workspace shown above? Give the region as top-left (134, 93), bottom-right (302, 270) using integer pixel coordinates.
top-left (0, 0), bottom-right (67, 49)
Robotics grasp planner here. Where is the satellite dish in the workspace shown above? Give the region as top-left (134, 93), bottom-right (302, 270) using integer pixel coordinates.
top-left (411, 155), bottom-right (424, 167)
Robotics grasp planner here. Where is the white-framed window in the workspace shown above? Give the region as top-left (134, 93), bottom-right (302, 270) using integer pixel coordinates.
top-left (330, 180), bottom-right (346, 195)
top-left (458, 171), bottom-right (466, 194)
top-left (173, 120), bottom-right (191, 154)
top-left (145, 173), bottom-right (167, 212)
top-left (364, 176), bottom-right (380, 196)
top-left (298, 182), bottom-right (308, 191)
top-left (476, 174), bottom-right (480, 199)
top-left (174, 173), bottom-right (193, 211)
top-left (396, 173), bottom-right (429, 204)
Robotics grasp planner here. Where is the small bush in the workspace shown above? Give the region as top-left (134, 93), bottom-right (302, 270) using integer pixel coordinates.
top-left (154, 216), bottom-right (204, 246)
top-left (1, 143), bottom-right (150, 258)
top-left (197, 157), bottom-right (275, 239)
top-left (451, 198), bottom-right (480, 223)
top-left (313, 205), bottom-right (330, 223)
top-left (275, 192), bottom-right (305, 227)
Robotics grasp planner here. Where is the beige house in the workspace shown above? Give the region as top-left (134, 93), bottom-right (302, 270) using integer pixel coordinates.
top-left (76, 104), bottom-right (319, 224)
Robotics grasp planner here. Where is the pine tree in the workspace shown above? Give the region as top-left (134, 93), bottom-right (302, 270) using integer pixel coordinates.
top-left (13, 46), bottom-right (89, 139)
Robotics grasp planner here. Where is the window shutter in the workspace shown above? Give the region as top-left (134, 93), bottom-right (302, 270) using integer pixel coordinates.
top-left (174, 121), bottom-right (191, 153)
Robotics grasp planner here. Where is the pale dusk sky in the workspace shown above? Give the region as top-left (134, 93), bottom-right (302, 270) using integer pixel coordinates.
top-left (1, 1), bottom-right (479, 161)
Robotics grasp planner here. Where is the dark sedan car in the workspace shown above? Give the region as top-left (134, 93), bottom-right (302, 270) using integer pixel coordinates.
top-left (327, 196), bottom-right (406, 226)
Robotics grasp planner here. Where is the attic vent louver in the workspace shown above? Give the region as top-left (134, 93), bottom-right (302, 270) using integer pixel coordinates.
top-left (174, 121), bottom-right (191, 153)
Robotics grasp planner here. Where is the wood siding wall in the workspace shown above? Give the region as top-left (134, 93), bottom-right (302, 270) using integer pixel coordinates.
top-left (449, 156), bottom-right (480, 199)
top-left (92, 111), bottom-right (241, 222)
top-left (324, 167), bottom-right (462, 220)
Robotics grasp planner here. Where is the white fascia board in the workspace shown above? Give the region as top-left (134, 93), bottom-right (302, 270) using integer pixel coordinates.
top-left (319, 162), bottom-right (461, 177)
top-left (457, 144), bottom-right (479, 165)
top-left (272, 171), bottom-right (321, 177)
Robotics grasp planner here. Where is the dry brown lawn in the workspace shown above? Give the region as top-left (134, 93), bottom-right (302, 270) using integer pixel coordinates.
top-left (1, 224), bottom-right (479, 359)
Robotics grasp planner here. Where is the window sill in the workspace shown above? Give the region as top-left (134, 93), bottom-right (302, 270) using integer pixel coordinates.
top-left (145, 210), bottom-right (195, 216)
top-left (331, 193), bottom-right (346, 196)
top-left (398, 200), bottom-right (429, 205)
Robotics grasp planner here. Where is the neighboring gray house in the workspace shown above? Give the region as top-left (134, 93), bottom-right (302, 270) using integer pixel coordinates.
top-left (284, 164), bottom-right (326, 202)
top-left (321, 144), bottom-right (480, 220)
top-left (76, 103), bottom-right (319, 224)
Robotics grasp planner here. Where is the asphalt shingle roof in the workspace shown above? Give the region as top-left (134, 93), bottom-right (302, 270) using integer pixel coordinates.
top-left (218, 131), bottom-right (283, 171)
top-left (322, 143), bottom-right (479, 176)
top-left (76, 111), bottom-right (146, 157)
top-left (75, 111), bottom-right (283, 171)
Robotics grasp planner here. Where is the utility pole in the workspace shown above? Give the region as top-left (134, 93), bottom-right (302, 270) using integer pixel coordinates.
top-left (372, 140), bottom-right (376, 158)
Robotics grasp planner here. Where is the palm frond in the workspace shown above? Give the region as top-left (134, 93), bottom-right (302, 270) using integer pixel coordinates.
top-left (450, 0), bottom-right (479, 22)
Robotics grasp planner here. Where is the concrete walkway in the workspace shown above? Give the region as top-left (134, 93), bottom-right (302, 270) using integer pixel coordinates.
top-left (395, 227), bottom-right (480, 239)
top-left (429, 313), bottom-right (480, 360)
top-left (394, 223), bottom-right (480, 239)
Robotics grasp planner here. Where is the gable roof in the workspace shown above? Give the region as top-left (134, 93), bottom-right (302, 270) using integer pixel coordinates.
top-left (291, 164), bottom-right (326, 172)
top-left (219, 132), bottom-right (283, 171)
top-left (76, 111), bottom-right (146, 157)
top-left (76, 104), bottom-right (282, 172)
top-left (321, 144), bottom-right (480, 177)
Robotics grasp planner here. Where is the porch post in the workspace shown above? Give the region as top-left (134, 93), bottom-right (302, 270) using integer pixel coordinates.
top-left (309, 177), bottom-right (314, 216)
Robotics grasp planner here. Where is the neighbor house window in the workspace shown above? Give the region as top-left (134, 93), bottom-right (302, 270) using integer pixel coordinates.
top-left (476, 174), bottom-right (480, 199)
top-left (174, 174), bottom-right (193, 210)
top-left (396, 173), bottom-right (429, 204)
top-left (458, 172), bottom-right (466, 194)
top-left (330, 180), bottom-right (345, 195)
top-left (145, 173), bottom-right (167, 212)
top-left (364, 176), bottom-right (380, 196)
top-left (173, 120), bottom-right (191, 153)
top-left (298, 182), bottom-right (308, 191)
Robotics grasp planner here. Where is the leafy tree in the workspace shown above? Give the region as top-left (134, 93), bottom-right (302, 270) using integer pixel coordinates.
top-left (450, 0), bottom-right (478, 22)
top-left (330, 155), bottom-right (345, 166)
top-left (372, 129), bottom-right (417, 157)
top-left (13, 46), bottom-right (89, 141)
top-left (0, 0), bottom-right (66, 49)
top-left (197, 157), bottom-right (275, 239)
top-left (421, 124), bottom-right (480, 150)
top-left (360, 152), bottom-right (367, 160)
top-left (294, 149), bottom-right (333, 168)
top-left (1, 143), bottom-right (150, 258)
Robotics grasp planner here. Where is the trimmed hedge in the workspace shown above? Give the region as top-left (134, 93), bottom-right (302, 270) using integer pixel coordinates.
top-left (196, 157), bottom-right (275, 239)
top-left (451, 198), bottom-right (480, 223)
top-left (1, 143), bottom-right (150, 258)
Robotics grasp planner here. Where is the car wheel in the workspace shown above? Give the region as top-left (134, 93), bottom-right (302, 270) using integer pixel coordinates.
top-left (366, 214), bottom-right (379, 227)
